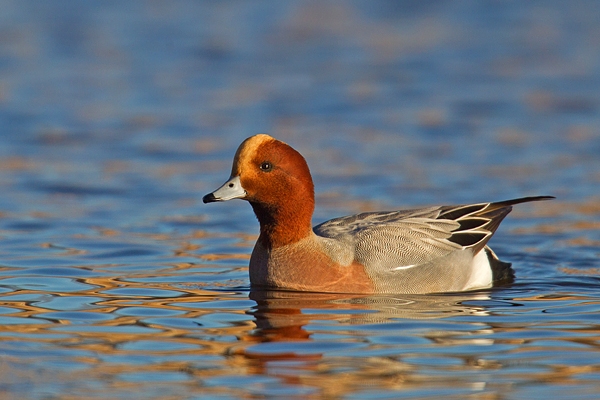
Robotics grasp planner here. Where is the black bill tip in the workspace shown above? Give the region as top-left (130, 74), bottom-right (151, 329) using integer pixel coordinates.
top-left (202, 193), bottom-right (218, 204)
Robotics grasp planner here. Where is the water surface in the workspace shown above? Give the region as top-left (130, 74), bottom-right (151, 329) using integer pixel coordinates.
top-left (1, 1), bottom-right (599, 399)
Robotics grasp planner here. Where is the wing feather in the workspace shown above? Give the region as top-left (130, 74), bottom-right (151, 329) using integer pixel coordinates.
top-left (314, 196), bottom-right (553, 274)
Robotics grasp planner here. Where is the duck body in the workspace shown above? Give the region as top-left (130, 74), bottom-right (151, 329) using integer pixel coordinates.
top-left (203, 134), bottom-right (552, 294)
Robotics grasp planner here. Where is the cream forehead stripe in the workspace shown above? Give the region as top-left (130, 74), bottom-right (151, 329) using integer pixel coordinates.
top-left (232, 134), bottom-right (277, 175)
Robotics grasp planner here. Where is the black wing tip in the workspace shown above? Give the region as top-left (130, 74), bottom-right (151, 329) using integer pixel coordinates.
top-left (496, 196), bottom-right (555, 206)
top-left (517, 195), bottom-right (555, 201)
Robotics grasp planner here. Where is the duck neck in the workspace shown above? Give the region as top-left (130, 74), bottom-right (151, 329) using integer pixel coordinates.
top-left (250, 197), bottom-right (314, 249)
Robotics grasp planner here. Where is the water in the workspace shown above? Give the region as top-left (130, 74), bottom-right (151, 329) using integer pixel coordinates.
top-left (1, 1), bottom-right (599, 399)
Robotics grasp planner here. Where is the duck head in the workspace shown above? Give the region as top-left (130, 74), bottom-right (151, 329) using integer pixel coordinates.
top-left (203, 134), bottom-right (315, 247)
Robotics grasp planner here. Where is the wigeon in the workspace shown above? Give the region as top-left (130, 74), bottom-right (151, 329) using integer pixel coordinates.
top-left (203, 134), bottom-right (553, 294)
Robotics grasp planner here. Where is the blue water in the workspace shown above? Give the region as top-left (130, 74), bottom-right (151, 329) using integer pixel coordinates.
top-left (1, 1), bottom-right (599, 399)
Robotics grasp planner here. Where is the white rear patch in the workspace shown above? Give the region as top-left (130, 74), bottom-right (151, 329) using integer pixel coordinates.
top-left (462, 249), bottom-right (493, 290)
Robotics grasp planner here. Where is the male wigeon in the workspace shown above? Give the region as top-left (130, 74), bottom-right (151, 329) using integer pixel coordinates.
top-left (203, 134), bottom-right (553, 294)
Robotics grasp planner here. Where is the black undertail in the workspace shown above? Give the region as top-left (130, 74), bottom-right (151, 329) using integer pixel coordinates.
top-left (486, 247), bottom-right (515, 285)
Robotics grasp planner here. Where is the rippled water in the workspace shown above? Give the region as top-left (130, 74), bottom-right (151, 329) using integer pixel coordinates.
top-left (1, 1), bottom-right (599, 399)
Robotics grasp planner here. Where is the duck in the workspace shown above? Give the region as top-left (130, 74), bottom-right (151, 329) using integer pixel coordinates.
top-left (203, 134), bottom-right (553, 294)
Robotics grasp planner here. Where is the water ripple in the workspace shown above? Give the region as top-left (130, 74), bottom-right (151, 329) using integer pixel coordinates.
top-left (1, 1), bottom-right (599, 398)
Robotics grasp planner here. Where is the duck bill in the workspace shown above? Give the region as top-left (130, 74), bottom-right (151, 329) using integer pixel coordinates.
top-left (203, 176), bottom-right (246, 203)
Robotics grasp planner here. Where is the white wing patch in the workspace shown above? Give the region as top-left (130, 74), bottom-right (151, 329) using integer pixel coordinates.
top-left (392, 264), bottom-right (417, 271)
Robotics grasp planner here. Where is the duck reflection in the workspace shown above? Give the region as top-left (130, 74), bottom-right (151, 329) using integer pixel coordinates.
top-left (242, 289), bottom-right (493, 345)
top-left (231, 289), bottom-right (499, 392)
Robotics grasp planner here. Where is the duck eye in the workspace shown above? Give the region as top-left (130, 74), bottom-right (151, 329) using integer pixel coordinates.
top-left (259, 161), bottom-right (273, 172)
